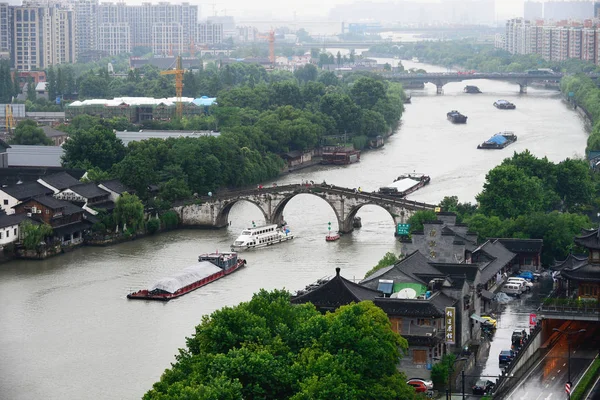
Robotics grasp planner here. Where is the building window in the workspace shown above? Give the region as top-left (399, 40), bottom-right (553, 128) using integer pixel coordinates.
top-left (45, 209), bottom-right (49, 214)
top-left (417, 318), bottom-right (431, 326)
top-left (0, 232), bottom-right (3, 239)
top-left (6, 230), bottom-right (9, 238)
top-left (14, 228), bottom-right (17, 235)
top-left (3, 199), bottom-right (7, 205)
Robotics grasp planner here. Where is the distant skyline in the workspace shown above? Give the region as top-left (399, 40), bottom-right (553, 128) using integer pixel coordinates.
top-left (5, 0), bottom-right (527, 21)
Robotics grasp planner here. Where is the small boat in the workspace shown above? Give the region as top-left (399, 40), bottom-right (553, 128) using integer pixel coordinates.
top-left (477, 132), bottom-right (517, 150)
top-left (404, 93), bottom-right (412, 104)
top-left (231, 223), bottom-right (293, 251)
top-left (464, 85), bottom-right (481, 94)
top-left (127, 251), bottom-right (246, 301)
top-left (379, 173), bottom-right (431, 197)
top-left (326, 233), bottom-right (341, 242)
top-left (494, 100), bottom-right (516, 109)
top-left (447, 110), bottom-right (468, 123)
top-left (412, 57), bottom-right (420, 63)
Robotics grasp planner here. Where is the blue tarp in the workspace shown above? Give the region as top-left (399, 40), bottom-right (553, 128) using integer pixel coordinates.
top-left (486, 135), bottom-right (507, 145)
top-left (192, 96), bottom-right (217, 107)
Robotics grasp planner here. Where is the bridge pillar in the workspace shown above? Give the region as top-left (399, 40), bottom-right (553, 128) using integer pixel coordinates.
top-left (519, 83), bottom-right (527, 93)
top-left (436, 83), bottom-right (444, 95)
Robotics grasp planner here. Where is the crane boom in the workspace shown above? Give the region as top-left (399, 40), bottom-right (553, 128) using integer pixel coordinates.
top-left (160, 55), bottom-right (184, 118)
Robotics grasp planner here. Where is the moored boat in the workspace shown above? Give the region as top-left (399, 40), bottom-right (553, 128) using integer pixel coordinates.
top-left (231, 223), bottom-right (293, 251)
top-left (326, 233), bottom-right (341, 242)
top-left (493, 100), bottom-right (516, 109)
top-left (464, 85), bottom-right (481, 94)
top-left (127, 251), bottom-right (246, 301)
top-left (477, 132), bottom-right (517, 150)
top-left (379, 173), bottom-right (431, 197)
top-left (447, 110), bottom-right (468, 123)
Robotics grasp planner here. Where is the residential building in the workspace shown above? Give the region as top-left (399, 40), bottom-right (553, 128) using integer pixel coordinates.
top-left (205, 16), bottom-right (235, 39)
top-left (0, 2), bottom-right (10, 54)
top-left (40, 125), bottom-right (68, 146)
top-left (72, 0), bottom-right (99, 58)
top-left (0, 182), bottom-right (53, 214)
top-left (97, 23), bottom-right (130, 56)
top-left (151, 23), bottom-right (183, 56)
top-left (14, 195), bottom-right (90, 245)
top-left (6, 145), bottom-right (64, 168)
top-left (197, 21), bottom-right (223, 45)
top-left (98, 179), bottom-right (131, 202)
top-left (494, 239), bottom-right (543, 272)
top-left (54, 182), bottom-right (112, 214)
top-left (0, 211), bottom-right (29, 246)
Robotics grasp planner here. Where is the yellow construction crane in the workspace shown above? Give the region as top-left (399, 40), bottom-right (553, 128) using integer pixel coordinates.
top-left (5, 104), bottom-right (15, 133)
top-left (160, 55), bottom-right (184, 118)
top-left (258, 30), bottom-right (276, 66)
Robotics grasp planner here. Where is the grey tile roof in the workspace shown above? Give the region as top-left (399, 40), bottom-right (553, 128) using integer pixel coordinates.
top-left (31, 196), bottom-right (82, 215)
top-left (551, 254), bottom-right (588, 271)
top-left (474, 240), bottom-right (516, 283)
top-left (69, 183), bottom-right (110, 199)
top-left (495, 238), bottom-right (543, 253)
top-left (429, 263), bottom-right (482, 284)
top-left (99, 179), bottom-right (130, 194)
top-left (0, 213), bottom-right (29, 229)
top-left (40, 172), bottom-right (80, 190)
top-left (7, 145), bottom-right (64, 168)
top-left (1, 182), bottom-right (53, 200)
top-left (360, 251), bottom-right (444, 286)
top-left (373, 292), bottom-right (456, 318)
top-left (40, 125), bottom-right (67, 138)
top-left (560, 263), bottom-right (600, 283)
top-left (574, 229), bottom-right (600, 250)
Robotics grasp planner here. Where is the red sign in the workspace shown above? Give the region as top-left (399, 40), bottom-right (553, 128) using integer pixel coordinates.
top-left (529, 313), bottom-right (537, 326)
top-left (565, 382), bottom-right (571, 394)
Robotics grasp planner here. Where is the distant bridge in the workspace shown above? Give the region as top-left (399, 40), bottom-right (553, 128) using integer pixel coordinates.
top-left (172, 183), bottom-right (436, 234)
top-left (383, 72), bottom-right (580, 94)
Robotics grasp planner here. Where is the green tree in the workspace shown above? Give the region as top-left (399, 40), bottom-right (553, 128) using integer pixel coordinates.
top-left (294, 64), bottom-right (318, 84)
top-left (113, 193), bottom-right (144, 232)
top-left (20, 220), bottom-right (53, 251)
top-left (62, 126), bottom-right (126, 170)
top-left (476, 164), bottom-right (547, 219)
top-left (26, 78), bottom-right (36, 102)
top-left (407, 210), bottom-right (438, 233)
top-left (555, 158), bottom-right (593, 211)
top-left (350, 77), bottom-right (387, 109)
top-left (158, 178), bottom-right (192, 203)
top-left (10, 120), bottom-right (52, 145)
top-left (364, 251), bottom-right (400, 278)
top-left (46, 66), bottom-right (57, 102)
top-left (144, 290), bottom-right (416, 400)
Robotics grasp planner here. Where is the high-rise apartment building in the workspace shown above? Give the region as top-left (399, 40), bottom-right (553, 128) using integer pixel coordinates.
top-left (97, 23), bottom-right (130, 56)
top-left (152, 23), bottom-right (183, 55)
top-left (73, 0), bottom-right (99, 58)
top-left (198, 21), bottom-right (223, 45)
top-left (0, 2), bottom-right (10, 54)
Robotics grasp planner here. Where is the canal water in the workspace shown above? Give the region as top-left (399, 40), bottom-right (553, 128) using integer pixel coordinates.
top-left (0, 61), bottom-right (588, 400)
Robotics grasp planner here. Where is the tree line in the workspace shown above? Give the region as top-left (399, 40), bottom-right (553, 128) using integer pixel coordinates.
top-left (408, 150), bottom-right (597, 265)
top-left (560, 74), bottom-right (600, 154)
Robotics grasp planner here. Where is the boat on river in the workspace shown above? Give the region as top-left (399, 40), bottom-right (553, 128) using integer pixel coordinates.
top-left (447, 110), bottom-right (468, 123)
top-left (326, 233), bottom-right (341, 242)
top-left (231, 223), bottom-right (293, 251)
top-left (412, 57), bottom-right (420, 63)
top-left (494, 100), bottom-right (516, 109)
top-left (127, 251), bottom-right (246, 301)
top-left (477, 132), bottom-right (517, 150)
top-left (379, 173), bottom-right (431, 197)
top-left (464, 85), bottom-right (482, 94)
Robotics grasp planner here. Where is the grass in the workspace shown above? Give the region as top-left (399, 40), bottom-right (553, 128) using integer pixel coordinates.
top-left (571, 358), bottom-right (600, 400)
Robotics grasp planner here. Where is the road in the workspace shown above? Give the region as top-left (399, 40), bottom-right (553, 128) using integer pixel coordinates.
top-left (505, 324), bottom-right (600, 400)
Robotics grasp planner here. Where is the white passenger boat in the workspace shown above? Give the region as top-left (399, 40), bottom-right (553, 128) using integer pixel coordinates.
top-left (231, 223), bottom-right (294, 251)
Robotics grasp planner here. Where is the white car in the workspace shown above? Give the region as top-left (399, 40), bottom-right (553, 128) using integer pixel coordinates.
top-left (507, 277), bottom-right (533, 290)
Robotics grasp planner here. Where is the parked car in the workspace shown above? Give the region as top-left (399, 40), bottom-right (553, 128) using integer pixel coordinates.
top-left (512, 329), bottom-right (526, 346)
top-left (480, 315), bottom-right (497, 328)
top-left (406, 378), bottom-right (433, 390)
top-left (407, 379), bottom-right (430, 393)
top-left (507, 277), bottom-right (533, 290)
top-left (472, 379), bottom-right (495, 395)
top-left (499, 349), bottom-right (515, 363)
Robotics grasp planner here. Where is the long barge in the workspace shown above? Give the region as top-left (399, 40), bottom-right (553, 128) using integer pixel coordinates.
top-left (127, 251), bottom-right (246, 301)
top-left (447, 110), bottom-right (468, 123)
top-left (379, 173), bottom-right (431, 197)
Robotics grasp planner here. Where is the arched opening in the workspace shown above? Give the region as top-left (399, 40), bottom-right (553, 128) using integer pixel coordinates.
top-left (346, 203), bottom-right (399, 236)
top-left (216, 199), bottom-right (268, 231)
top-left (271, 193), bottom-right (341, 234)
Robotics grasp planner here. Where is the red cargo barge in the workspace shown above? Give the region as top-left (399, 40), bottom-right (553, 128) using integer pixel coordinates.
top-left (127, 251), bottom-right (246, 301)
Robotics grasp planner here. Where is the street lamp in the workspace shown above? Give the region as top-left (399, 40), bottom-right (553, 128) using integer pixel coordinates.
top-left (434, 356), bottom-right (468, 400)
top-left (552, 328), bottom-right (586, 399)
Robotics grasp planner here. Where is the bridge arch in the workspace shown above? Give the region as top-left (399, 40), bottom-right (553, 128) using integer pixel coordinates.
top-left (214, 198), bottom-right (268, 227)
top-left (271, 192), bottom-right (343, 231)
top-left (344, 203), bottom-right (404, 233)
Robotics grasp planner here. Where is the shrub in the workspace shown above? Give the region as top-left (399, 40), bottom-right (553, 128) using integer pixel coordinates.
top-left (92, 222), bottom-right (106, 232)
top-left (147, 219), bottom-right (160, 234)
top-left (160, 210), bottom-right (180, 230)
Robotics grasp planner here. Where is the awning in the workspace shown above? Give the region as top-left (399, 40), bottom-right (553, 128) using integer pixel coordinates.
top-left (481, 290), bottom-right (495, 301)
top-left (470, 314), bottom-right (487, 324)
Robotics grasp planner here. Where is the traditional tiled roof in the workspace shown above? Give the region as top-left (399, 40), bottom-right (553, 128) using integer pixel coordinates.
top-left (1, 182), bottom-right (53, 200)
top-left (550, 254), bottom-right (588, 271)
top-left (69, 183), bottom-right (109, 199)
top-left (429, 263), bottom-right (482, 284)
top-left (373, 292), bottom-right (455, 318)
top-left (291, 268), bottom-right (382, 310)
top-left (474, 241), bottom-right (516, 283)
top-left (0, 213), bottom-right (29, 229)
top-left (360, 251), bottom-right (445, 286)
top-left (574, 228), bottom-right (600, 250)
top-left (495, 238), bottom-right (543, 253)
top-left (31, 196), bottom-right (82, 215)
top-left (40, 172), bottom-right (80, 191)
top-left (560, 264), bottom-right (600, 283)
top-left (99, 179), bottom-right (131, 195)
top-left (40, 125), bottom-right (67, 138)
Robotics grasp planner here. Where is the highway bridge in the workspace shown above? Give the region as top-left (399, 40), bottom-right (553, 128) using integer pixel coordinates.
top-left (172, 182), bottom-right (436, 233)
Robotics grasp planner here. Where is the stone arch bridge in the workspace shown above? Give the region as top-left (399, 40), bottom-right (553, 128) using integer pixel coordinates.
top-left (172, 183), bottom-right (436, 234)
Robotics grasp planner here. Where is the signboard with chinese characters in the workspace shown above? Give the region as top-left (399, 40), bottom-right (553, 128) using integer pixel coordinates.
top-left (529, 313), bottom-right (537, 327)
top-left (445, 307), bottom-right (456, 344)
top-left (396, 223), bottom-right (410, 235)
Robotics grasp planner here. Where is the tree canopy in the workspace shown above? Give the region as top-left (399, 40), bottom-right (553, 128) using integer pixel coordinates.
top-left (144, 289), bottom-right (417, 400)
top-left (10, 120), bottom-right (52, 146)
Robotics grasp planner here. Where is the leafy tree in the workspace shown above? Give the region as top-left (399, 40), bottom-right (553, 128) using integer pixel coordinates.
top-left (439, 196), bottom-right (477, 222)
top-left (20, 220), bottom-right (53, 251)
top-left (364, 251), bottom-right (400, 278)
top-left (350, 77), bottom-right (387, 109)
top-left (407, 210), bottom-right (438, 233)
top-left (158, 178), bottom-right (192, 203)
top-left (294, 64), bottom-right (318, 84)
top-left (26, 78), bottom-right (36, 102)
top-left (10, 120), bottom-right (52, 145)
top-left (46, 66), bottom-right (57, 102)
top-left (62, 126), bottom-right (126, 170)
top-left (144, 290), bottom-right (416, 400)
top-left (476, 164), bottom-right (546, 219)
top-left (113, 193), bottom-right (144, 232)
top-left (555, 158), bottom-right (593, 211)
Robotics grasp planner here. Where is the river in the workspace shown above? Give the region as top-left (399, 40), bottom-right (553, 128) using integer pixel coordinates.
top-left (0, 61), bottom-right (588, 400)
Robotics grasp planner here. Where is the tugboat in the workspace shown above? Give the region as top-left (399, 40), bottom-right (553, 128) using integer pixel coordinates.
top-left (464, 85), bottom-right (482, 94)
top-left (379, 173), bottom-right (431, 197)
top-left (447, 110), bottom-right (468, 123)
top-left (477, 132), bottom-right (518, 149)
top-left (493, 100), bottom-right (516, 109)
top-left (127, 251), bottom-right (246, 301)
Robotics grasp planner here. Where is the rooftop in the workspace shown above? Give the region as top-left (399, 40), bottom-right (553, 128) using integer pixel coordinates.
top-left (40, 125), bottom-right (67, 138)
top-left (68, 96), bottom-right (214, 108)
top-left (7, 145), bottom-right (64, 168)
top-left (39, 172), bottom-right (80, 190)
top-left (69, 183), bottom-right (110, 199)
top-left (0, 213), bottom-right (29, 229)
top-left (99, 179), bottom-right (130, 194)
top-left (1, 182), bottom-right (53, 201)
